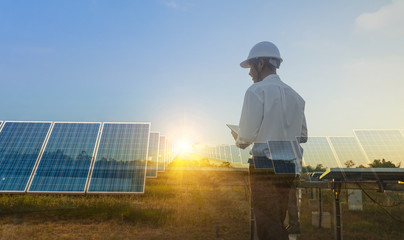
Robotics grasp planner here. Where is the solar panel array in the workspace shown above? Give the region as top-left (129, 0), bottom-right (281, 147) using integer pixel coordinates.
top-left (158, 135), bottom-right (166, 172)
top-left (230, 145), bottom-right (241, 163)
top-left (267, 141), bottom-right (298, 174)
top-left (354, 130), bottom-right (404, 167)
top-left (88, 123), bottom-right (150, 194)
top-left (29, 122), bottom-right (101, 193)
top-left (0, 121), bottom-right (177, 195)
top-left (0, 122), bottom-right (52, 192)
top-left (328, 137), bottom-right (369, 168)
top-left (146, 132), bottom-right (160, 178)
top-left (301, 137), bottom-right (341, 170)
top-left (240, 145), bottom-right (252, 165)
top-left (194, 144), bottom-right (251, 167)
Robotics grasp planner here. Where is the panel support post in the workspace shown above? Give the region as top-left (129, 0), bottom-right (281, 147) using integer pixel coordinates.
top-left (332, 182), bottom-right (342, 240)
top-left (318, 187), bottom-right (322, 228)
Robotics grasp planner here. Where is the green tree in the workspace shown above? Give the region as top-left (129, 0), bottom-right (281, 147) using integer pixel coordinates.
top-left (368, 159), bottom-right (401, 168)
top-left (344, 160), bottom-right (355, 168)
top-left (303, 164), bottom-right (327, 173)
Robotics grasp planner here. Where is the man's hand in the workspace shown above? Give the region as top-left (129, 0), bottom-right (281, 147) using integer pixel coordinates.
top-left (231, 130), bottom-right (238, 140)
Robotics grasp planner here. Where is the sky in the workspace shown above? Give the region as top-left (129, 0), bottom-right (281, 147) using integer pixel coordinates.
top-left (1, 0), bottom-right (403, 146)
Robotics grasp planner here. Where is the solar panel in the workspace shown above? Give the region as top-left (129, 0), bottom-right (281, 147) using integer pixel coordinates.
top-left (240, 145), bottom-right (252, 165)
top-left (0, 121), bottom-right (3, 128)
top-left (88, 122), bottom-right (150, 194)
top-left (215, 146), bottom-right (219, 159)
top-left (224, 145), bottom-right (232, 162)
top-left (216, 146), bottom-right (222, 160)
top-left (158, 135), bottom-right (166, 172)
top-left (28, 122), bottom-right (101, 193)
top-left (210, 147), bottom-right (215, 159)
top-left (328, 137), bottom-right (370, 168)
top-left (354, 130), bottom-right (404, 167)
top-left (0, 121), bottom-right (52, 192)
top-left (267, 141), bottom-right (298, 174)
top-left (301, 137), bottom-right (341, 170)
top-left (230, 145), bottom-right (241, 163)
top-left (166, 139), bottom-right (172, 165)
top-left (252, 156), bottom-right (273, 169)
top-left (147, 132), bottom-right (160, 178)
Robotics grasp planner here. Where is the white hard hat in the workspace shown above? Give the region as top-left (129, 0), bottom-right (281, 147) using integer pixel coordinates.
top-left (240, 41), bottom-right (283, 68)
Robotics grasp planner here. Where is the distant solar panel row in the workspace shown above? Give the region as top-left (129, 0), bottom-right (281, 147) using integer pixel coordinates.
top-left (198, 129), bottom-right (404, 175)
top-left (0, 121), bottom-right (151, 194)
top-left (158, 135), bottom-right (166, 172)
top-left (147, 132), bottom-right (160, 178)
top-left (198, 144), bottom-right (251, 166)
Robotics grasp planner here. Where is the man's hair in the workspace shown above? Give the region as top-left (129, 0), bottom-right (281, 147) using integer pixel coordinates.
top-left (250, 57), bottom-right (278, 72)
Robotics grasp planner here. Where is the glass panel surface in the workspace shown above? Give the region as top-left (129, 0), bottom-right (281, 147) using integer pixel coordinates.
top-left (29, 123), bottom-right (100, 192)
top-left (166, 140), bottom-right (172, 165)
top-left (240, 145), bottom-right (252, 165)
top-left (147, 132), bottom-right (159, 178)
top-left (230, 145), bottom-right (241, 163)
top-left (328, 137), bottom-right (370, 168)
top-left (354, 130), bottom-right (404, 167)
top-left (268, 141), bottom-right (297, 174)
top-left (88, 123), bottom-right (150, 193)
top-left (219, 145), bottom-right (226, 161)
top-left (216, 146), bottom-right (222, 160)
top-left (301, 137), bottom-right (341, 170)
top-left (158, 136), bottom-right (166, 172)
top-left (252, 157), bottom-right (273, 169)
top-left (225, 145), bottom-right (232, 162)
top-left (0, 122), bottom-right (51, 192)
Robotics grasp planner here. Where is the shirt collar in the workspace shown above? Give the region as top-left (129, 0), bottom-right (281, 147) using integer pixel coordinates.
top-left (261, 73), bottom-right (281, 82)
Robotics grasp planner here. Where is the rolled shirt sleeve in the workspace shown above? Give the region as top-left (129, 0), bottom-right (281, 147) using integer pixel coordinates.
top-left (236, 89), bottom-right (263, 149)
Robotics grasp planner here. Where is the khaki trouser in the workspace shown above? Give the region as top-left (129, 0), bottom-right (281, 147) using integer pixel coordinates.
top-left (249, 165), bottom-right (295, 240)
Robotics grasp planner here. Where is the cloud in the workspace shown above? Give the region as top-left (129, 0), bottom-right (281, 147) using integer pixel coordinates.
top-left (355, 0), bottom-right (404, 37)
top-left (342, 55), bottom-right (404, 96)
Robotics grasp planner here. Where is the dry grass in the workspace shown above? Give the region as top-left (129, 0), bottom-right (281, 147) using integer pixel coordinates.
top-left (0, 155), bottom-right (250, 239)
top-left (0, 154), bottom-right (403, 239)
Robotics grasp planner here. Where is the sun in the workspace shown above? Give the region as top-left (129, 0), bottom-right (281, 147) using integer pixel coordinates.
top-left (178, 140), bottom-right (193, 153)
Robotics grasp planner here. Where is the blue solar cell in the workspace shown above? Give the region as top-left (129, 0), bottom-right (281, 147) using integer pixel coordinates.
top-left (267, 141), bottom-right (298, 174)
top-left (268, 141), bottom-right (296, 161)
top-left (271, 159), bottom-right (296, 174)
top-left (253, 156), bottom-right (273, 169)
top-left (158, 136), bottom-right (166, 172)
top-left (88, 123), bottom-right (150, 193)
top-left (29, 123), bottom-right (101, 192)
top-left (0, 122), bottom-right (51, 192)
top-left (147, 132), bottom-right (160, 178)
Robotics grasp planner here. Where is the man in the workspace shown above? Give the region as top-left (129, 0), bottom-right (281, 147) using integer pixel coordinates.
top-left (232, 41), bottom-right (307, 240)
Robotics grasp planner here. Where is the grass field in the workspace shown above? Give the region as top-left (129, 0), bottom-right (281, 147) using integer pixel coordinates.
top-left (0, 153), bottom-right (403, 239)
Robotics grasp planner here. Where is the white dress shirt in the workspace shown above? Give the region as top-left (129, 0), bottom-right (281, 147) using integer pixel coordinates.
top-left (236, 74), bottom-right (307, 154)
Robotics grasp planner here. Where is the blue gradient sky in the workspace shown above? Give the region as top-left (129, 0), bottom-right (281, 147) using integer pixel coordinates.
top-left (1, 0), bottom-right (403, 145)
